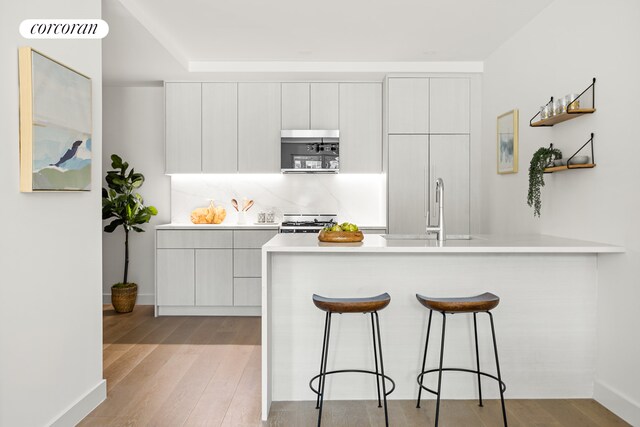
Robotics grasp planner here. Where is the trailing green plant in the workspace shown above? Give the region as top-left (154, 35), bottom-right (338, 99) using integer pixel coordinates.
top-left (527, 146), bottom-right (562, 217)
top-left (102, 154), bottom-right (158, 284)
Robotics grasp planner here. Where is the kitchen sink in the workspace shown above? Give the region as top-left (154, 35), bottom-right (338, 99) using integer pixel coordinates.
top-left (382, 234), bottom-right (476, 241)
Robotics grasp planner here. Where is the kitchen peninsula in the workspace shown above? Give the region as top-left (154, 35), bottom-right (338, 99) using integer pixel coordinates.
top-left (260, 233), bottom-right (623, 421)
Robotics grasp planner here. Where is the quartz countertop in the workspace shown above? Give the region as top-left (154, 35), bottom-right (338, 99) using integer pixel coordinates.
top-left (156, 223), bottom-right (386, 230)
top-left (156, 223), bottom-right (280, 230)
top-left (263, 233), bottom-right (624, 254)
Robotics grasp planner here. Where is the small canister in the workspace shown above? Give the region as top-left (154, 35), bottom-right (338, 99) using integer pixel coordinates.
top-left (257, 212), bottom-right (266, 223)
top-left (540, 106), bottom-right (547, 120)
top-left (566, 93), bottom-right (580, 111)
top-left (559, 96), bottom-right (568, 114)
top-left (266, 211), bottom-right (275, 223)
top-left (553, 98), bottom-right (563, 116)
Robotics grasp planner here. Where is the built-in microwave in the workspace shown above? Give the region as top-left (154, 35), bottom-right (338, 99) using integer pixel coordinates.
top-left (281, 130), bottom-right (339, 173)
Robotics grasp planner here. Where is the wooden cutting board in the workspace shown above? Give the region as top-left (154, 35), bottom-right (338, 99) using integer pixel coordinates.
top-left (318, 230), bottom-right (364, 243)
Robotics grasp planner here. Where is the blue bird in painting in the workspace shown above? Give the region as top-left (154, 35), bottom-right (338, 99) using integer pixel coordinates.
top-left (50, 140), bottom-right (83, 167)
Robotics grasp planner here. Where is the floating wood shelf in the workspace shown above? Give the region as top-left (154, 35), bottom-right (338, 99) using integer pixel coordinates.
top-left (531, 108), bottom-right (596, 127)
top-left (530, 78), bottom-right (596, 127)
top-left (544, 163), bottom-right (596, 173)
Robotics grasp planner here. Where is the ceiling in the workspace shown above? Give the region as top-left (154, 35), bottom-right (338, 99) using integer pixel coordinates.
top-left (103, 0), bottom-right (554, 84)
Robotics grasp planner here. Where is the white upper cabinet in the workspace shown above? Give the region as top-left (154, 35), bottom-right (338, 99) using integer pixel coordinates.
top-left (281, 83), bottom-right (310, 129)
top-left (202, 83), bottom-right (238, 173)
top-left (165, 83), bottom-right (202, 173)
top-left (429, 78), bottom-right (470, 134)
top-left (238, 83), bottom-right (281, 173)
top-left (388, 78), bottom-right (429, 134)
top-left (281, 82), bottom-right (339, 130)
top-left (339, 83), bottom-right (382, 173)
top-left (310, 83), bottom-right (339, 129)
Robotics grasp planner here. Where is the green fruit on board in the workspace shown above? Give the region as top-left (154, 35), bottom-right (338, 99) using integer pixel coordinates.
top-left (329, 221), bottom-right (360, 232)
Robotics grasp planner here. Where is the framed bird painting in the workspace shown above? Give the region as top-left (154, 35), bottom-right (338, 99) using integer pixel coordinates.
top-left (18, 47), bottom-right (92, 192)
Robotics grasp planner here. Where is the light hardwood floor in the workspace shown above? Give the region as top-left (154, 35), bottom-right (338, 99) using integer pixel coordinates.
top-left (80, 306), bottom-right (630, 426)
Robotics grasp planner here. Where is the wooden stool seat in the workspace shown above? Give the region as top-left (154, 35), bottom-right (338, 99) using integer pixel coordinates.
top-left (416, 292), bottom-right (500, 313)
top-left (312, 293), bottom-right (391, 313)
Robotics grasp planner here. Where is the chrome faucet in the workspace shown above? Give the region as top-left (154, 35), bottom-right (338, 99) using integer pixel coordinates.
top-left (426, 178), bottom-right (445, 242)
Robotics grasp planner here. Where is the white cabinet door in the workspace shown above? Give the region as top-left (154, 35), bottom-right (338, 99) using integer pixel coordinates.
top-left (388, 135), bottom-right (429, 234)
top-left (429, 135), bottom-right (470, 235)
top-left (233, 249), bottom-right (261, 277)
top-left (310, 83), bottom-right (339, 129)
top-left (202, 83), bottom-right (238, 173)
top-left (234, 278), bottom-right (262, 306)
top-left (157, 249), bottom-right (194, 306)
top-left (195, 249), bottom-right (233, 306)
top-left (238, 83), bottom-right (281, 173)
top-left (387, 78), bottom-right (429, 134)
top-left (281, 83), bottom-right (310, 130)
top-left (429, 78), bottom-right (470, 134)
top-left (165, 83), bottom-right (202, 173)
top-left (339, 83), bottom-right (382, 173)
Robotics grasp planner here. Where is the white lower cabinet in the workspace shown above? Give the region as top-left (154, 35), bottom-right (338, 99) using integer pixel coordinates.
top-left (156, 229), bottom-right (276, 316)
top-left (233, 249), bottom-right (261, 278)
top-left (195, 249), bottom-right (233, 306)
top-left (234, 278), bottom-right (262, 306)
top-left (156, 249), bottom-right (195, 306)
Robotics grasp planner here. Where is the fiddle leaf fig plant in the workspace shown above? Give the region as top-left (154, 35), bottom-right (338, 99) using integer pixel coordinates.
top-left (527, 146), bottom-right (562, 217)
top-left (102, 154), bottom-right (158, 285)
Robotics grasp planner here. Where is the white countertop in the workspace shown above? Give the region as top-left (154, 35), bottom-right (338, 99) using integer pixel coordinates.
top-left (156, 223), bottom-right (280, 230)
top-left (156, 223), bottom-right (386, 230)
top-left (263, 233), bottom-right (624, 254)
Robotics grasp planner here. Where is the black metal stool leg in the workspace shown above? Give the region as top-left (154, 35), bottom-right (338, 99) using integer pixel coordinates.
top-left (316, 312), bottom-right (330, 409)
top-left (434, 313), bottom-right (447, 427)
top-left (371, 313), bottom-right (382, 408)
top-left (488, 312), bottom-right (508, 427)
top-left (473, 312), bottom-right (483, 407)
top-left (374, 311), bottom-right (389, 427)
top-left (317, 313), bottom-right (332, 427)
top-left (416, 309), bottom-right (433, 408)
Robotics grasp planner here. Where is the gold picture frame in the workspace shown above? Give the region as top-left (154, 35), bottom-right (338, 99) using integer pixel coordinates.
top-left (19, 46), bottom-right (92, 192)
top-left (497, 109), bottom-right (518, 174)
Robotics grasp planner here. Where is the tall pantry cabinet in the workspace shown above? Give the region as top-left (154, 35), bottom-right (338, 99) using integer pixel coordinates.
top-left (387, 77), bottom-right (472, 235)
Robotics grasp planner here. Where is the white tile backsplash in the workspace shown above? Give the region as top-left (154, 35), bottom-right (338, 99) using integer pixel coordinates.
top-left (170, 174), bottom-right (386, 226)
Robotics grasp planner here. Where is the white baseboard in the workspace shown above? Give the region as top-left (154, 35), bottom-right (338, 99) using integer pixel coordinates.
top-left (103, 293), bottom-right (155, 305)
top-left (594, 380), bottom-right (640, 426)
top-left (49, 379), bottom-right (106, 427)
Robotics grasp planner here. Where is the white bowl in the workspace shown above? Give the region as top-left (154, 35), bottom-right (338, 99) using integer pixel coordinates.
top-left (568, 155), bottom-right (590, 165)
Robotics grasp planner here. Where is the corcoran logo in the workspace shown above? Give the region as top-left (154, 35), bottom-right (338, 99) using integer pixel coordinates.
top-left (20, 19), bottom-right (109, 39)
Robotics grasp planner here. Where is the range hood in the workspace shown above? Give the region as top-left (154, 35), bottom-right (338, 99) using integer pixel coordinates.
top-left (281, 130), bottom-right (340, 173)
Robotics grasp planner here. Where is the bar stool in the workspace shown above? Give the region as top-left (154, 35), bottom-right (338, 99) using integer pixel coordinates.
top-left (310, 293), bottom-right (395, 427)
top-left (415, 292), bottom-right (507, 427)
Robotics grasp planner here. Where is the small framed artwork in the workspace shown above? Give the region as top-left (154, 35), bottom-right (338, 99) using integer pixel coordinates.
top-left (497, 109), bottom-right (519, 174)
top-left (18, 47), bottom-right (92, 192)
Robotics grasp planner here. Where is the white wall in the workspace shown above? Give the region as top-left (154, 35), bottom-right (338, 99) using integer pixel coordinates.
top-left (102, 86), bottom-right (170, 303)
top-left (0, 1), bottom-right (105, 426)
top-left (480, 0), bottom-right (640, 424)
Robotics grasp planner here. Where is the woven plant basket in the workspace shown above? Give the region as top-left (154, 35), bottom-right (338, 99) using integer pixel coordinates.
top-left (111, 283), bottom-right (138, 313)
